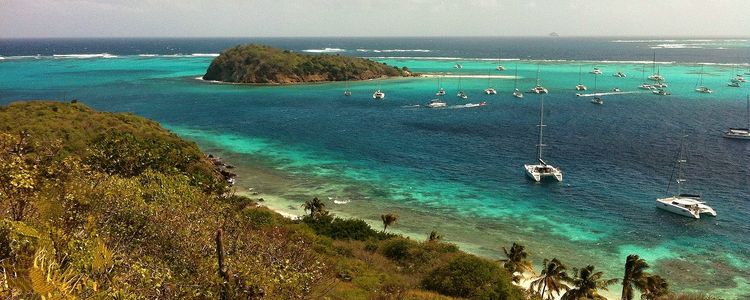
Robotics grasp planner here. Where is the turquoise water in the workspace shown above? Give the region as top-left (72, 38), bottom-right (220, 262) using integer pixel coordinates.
top-left (1, 40), bottom-right (750, 299)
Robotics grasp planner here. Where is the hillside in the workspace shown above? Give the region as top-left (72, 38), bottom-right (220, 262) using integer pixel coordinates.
top-left (202, 44), bottom-right (411, 84)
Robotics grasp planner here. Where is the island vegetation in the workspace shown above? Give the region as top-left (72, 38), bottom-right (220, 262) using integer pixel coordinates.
top-left (0, 100), bottom-right (720, 299)
top-left (202, 44), bottom-right (413, 84)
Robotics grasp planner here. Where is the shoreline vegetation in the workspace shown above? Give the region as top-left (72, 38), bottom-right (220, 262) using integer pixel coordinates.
top-left (0, 100), bottom-right (719, 300)
top-left (202, 44), bottom-right (418, 84)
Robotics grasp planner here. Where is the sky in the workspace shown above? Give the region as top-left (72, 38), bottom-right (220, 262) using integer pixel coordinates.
top-left (1, 0), bottom-right (749, 38)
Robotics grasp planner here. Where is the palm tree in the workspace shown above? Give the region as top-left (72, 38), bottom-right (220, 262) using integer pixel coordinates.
top-left (561, 265), bottom-right (618, 300)
top-left (500, 242), bottom-right (534, 283)
top-left (621, 254), bottom-right (650, 300)
top-left (640, 275), bottom-right (669, 300)
top-left (301, 197), bottom-right (326, 218)
top-left (530, 258), bottom-right (572, 300)
top-left (380, 213), bottom-right (398, 232)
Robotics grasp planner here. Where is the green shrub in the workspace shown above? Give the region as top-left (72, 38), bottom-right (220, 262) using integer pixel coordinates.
top-left (421, 255), bottom-right (525, 300)
top-left (381, 238), bottom-right (413, 261)
top-left (302, 215), bottom-right (392, 241)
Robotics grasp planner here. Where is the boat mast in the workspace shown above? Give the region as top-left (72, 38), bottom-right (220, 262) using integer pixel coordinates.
top-left (514, 64), bottom-right (519, 89)
top-left (578, 65), bottom-right (583, 84)
top-left (537, 95), bottom-right (546, 162)
top-left (652, 51), bottom-right (657, 75)
top-left (676, 134), bottom-right (688, 196)
top-left (746, 95), bottom-right (749, 129)
top-left (536, 65), bottom-right (541, 86)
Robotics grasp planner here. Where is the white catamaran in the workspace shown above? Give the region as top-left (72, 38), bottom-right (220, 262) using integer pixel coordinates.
top-left (656, 134), bottom-right (716, 219)
top-left (723, 95), bottom-right (750, 139)
top-left (524, 95), bottom-right (562, 182)
top-left (575, 65), bottom-right (588, 91)
top-left (694, 65), bottom-right (712, 94)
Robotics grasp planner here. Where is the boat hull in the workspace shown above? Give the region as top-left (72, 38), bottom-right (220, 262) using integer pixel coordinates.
top-left (524, 164), bottom-right (563, 182)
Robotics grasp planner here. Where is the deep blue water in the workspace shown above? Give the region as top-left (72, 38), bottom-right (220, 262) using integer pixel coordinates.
top-left (1, 38), bottom-right (749, 298)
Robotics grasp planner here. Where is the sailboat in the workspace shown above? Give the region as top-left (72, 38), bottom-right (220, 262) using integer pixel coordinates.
top-left (344, 76), bottom-right (352, 96)
top-left (524, 95), bottom-right (562, 182)
top-left (590, 73), bottom-right (603, 105)
top-left (372, 82), bottom-right (385, 99)
top-left (528, 65), bottom-right (549, 94)
top-left (496, 50), bottom-right (506, 71)
top-left (457, 70), bottom-right (468, 99)
top-left (575, 65), bottom-right (588, 91)
top-left (639, 64), bottom-right (655, 90)
top-left (484, 69), bottom-right (497, 95)
top-left (723, 95), bottom-right (750, 139)
top-left (436, 75), bottom-right (446, 96)
top-left (648, 51), bottom-right (665, 81)
top-left (694, 65), bottom-right (712, 94)
top-left (656, 134), bottom-right (716, 219)
top-left (513, 64), bottom-right (524, 99)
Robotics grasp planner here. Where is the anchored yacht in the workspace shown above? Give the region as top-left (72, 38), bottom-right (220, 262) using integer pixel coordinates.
top-left (723, 95), bottom-right (750, 140)
top-left (656, 135), bottom-right (716, 219)
top-left (524, 95), bottom-right (562, 182)
top-left (372, 90), bottom-right (385, 99)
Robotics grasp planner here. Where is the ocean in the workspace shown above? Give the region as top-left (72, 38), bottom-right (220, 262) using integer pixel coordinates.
top-left (1, 37), bottom-right (749, 299)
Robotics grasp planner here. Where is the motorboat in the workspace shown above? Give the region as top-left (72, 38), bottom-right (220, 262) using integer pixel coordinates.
top-left (524, 95), bottom-right (562, 182)
top-left (653, 89), bottom-right (671, 96)
top-left (656, 134), bottom-right (716, 219)
top-left (373, 90), bottom-right (385, 99)
top-left (723, 95), bottom-right (750, 140)
top-left (513, 88), bottom-right (524, 99)
top-left (591, 97), bottom-right (604, 105)
top-left (612, 88), bottom-right (622, 92)
top-left (484, 88), bottom-right (497, 95)
top-left (426, 99), bottom-right (447, 108)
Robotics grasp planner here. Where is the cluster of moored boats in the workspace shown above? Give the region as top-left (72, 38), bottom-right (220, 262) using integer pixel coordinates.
top-left (343, 57), bottom-right (750, 219)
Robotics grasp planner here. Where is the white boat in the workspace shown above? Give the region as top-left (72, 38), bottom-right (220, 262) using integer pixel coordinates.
top-left (373, 90), bottom-right (385, 99)
top-left (735, 75), bottom-right (747, 83)
top-left (723, 95), bottom-right (750, 140)
top-left (524, 95), bottom-right (562, 182)
top-left (575, 66), bottom-right (587, 91)
top-left (426, 99), bottom-right (447, 108)
top-left (694, 66), bottom-right (712, 93)
top-left (652, 82), bottom-right (668, 88)
top-left (648, 51), bottom-right (666, 81)
top-left (344, 90), bottom-right (352, 96)
top-left (653, 89), bottom-right (671, 96)
top-left (457, 70), bottom-right (468, 99)
top-left (436, 76), bottom-right (446, 96)
top-left (496, 50), bottom-right (506, 71)
top-left (656, 134), bottom-right (716, 219)
top-left (513, 64), bottom-right (524, 99)
top-left (589, 74), bottom-right (603, 104)
top-left (613, 72), bottom-right (627, 78)
top-left (590, 67), bottom-right (602, 75)
top-left (463, 102), bottom-right (487, 108)
top-left (728, 81), bottom-right (741, 88)
top-left (485, 68), bottom-right (497, 94)
top-left (612, 88), bottom-right (622, 92)
top-left (639, 83), bottom-right (654, 90)
top-left (528, 65), bottom-right (548, 94)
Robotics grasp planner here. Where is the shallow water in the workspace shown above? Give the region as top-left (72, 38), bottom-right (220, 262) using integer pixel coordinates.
top-left (1, 37), bottom-right (749, 299)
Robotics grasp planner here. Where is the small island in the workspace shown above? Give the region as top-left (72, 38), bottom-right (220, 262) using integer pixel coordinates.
top-left (202, 44), bottom-right (412, 84)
